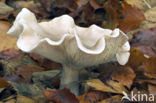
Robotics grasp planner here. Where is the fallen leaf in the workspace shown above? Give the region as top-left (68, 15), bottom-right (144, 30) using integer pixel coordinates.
top-left (148, 84), bottom-right (156, 95)
top-left (78, 90), bottom-right (110, 103)
top-left (86, 79), bottom-right (128, 94)
top-left (0, 78), bottom-right (9, 88)
top-left (142, 56), bottom-right (156, 74)
top-left (145, 7), bottom-right (156, 23)
top-left (102, 0), bottom-right (119, 29)
top-left (10, 82), bottom-right (45, 102)
top-left (0, 21), bottom-right (18, 52)
top-left (131, 27), bottom-right (156, 46)
top-left (16, 95), bottom-right (36, 103)
top-left (111, 66), bottom-right (136, 89)
top-left (132, 45), bottom-right (155, 57)
top-left (128, 48), bottom-right (147, 69)
top-left (32, 70), bottom-right (60, 88)
top-left (99, 95), bottom-right (122, 103)
top-left (136, 80), bottom-right (156, 85)
top-left (29, 53), bottom-right (62, 70)
top-left (97, 64), bottom-right (136, 89)
top-left (118, 2), bottom-right (145, 32)
top-left (144, 73), bottom-right (156, 79)
top-left (125, 0), bottom-right (144, 10)
top-left (44, 88), bottom-right (79, 103)
top-left (16, 65), bottom-right (44, 83)
top-left (0, 49), bottom-right (24, 60)
top-left (0, 3), bottom-right (13, 19)
top-left (4, 99), bottom-right (16, 103)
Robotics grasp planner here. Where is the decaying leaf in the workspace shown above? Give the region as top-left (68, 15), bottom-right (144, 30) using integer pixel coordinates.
top-left (0, 49), bottom-right (24, 60)
top-left (118, 2), bottom-right (145, 32)
top-left (0, 78), bottom-right (9, 88)
top-left (128, 48), bottom-right (147, 69)
top-left (29, 53), bottom-right (62, 70)
top-left (98, 95), bottom-right (122, 103)
top-left (86, 79), bottom-right (128, 94)
top-left (148, 84), bottom-right (156, 95)
top-left (10, 82), bottom-right (45, 102)
top-left (111, 66), bottom-right (136, 89)
top-left (0, 21), bottom-right (17, 52)
top-left (0, 79), bottom-right (16, 102)
top-left (16, 95), bottom-right (36, 103)
top-left (0, 3), bottom-right (13, 19)
top-left (131, 27), bottom-right (156, 56)
top-left (142, 56), bottom-right (156, 74)
top-left (44, 88), bottom-right (79, 103)
top-left (15, 65), bottom-right (44, 83)
top-left (78, 90), bottom-right (110, 103)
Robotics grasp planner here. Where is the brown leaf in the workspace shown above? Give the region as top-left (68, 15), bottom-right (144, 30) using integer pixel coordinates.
top-left (136, 80), bottom-right (156, 85)
top-left (133, 46), bottom-right (155, 57)
top-left (44, 88), bottom-right (79, 103)
top-left (131, 27), bottom-right (156, 56)
top-left (78, 91), bottom-right (110, 103)
top-left (102, 0), bottom-right (119, 29)
top-left (40, 59), bottom-right (62, 70)
top-left (29, 53), bottom-right (62, 69)
top-left (86, 79), bottom-right (128, 94)
top-left (111, 66), bottom-right (136, 89)
top-left (29, 53), bottom-right (45, 64)
top-left (142, 56), bottom-right (156, 74)
top-left (97, 64), bottom-right (135, 89)
top-left (144, 73), bottom-right (156, 79)
top-left (0, 49), bottom-right (24, 60)
top-left (0, 78), bottom-right (9, 88)
top-left (0, 21), bottom-right (18, 52)
top-left (16, 95), bottom-right (36, 103)
top-left (128, 48), bottom-right (147, 69)
top-left (89, 0), bottom-right (102, 10)
top-left (99, 95), bottom-right (122, 103)
top-left (118, 2), bottom-right (145, 32)
top-left (148, 84), bottom-right (156, 95)
top-left (16, 65), bottom-right (44, 83)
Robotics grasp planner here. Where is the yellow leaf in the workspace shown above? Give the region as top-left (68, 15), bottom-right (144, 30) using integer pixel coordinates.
top-left (87, 79), bottom-right (128, 94)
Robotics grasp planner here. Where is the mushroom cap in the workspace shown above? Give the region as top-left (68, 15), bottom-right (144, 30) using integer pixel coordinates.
top-left (8, 8), bottom-right (130, 67)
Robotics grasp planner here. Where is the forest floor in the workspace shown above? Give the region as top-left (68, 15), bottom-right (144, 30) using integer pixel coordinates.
top-left (0, 0), bottom-right (156, 103)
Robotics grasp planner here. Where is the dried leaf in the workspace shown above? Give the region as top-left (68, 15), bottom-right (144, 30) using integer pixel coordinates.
top-left (0, 21), bottom-right (17, 52)
top-left (142, 56), bottom-right (156, 74)
top-left (29, 53), bottom-right (62, 69)
top-left (78, 91), bottom-right (110, 103)
top-left (87, 79), bottom-right (128, 94)
top-left (131, 27), bottom-right (156, 56)
top-left (118, 2), bottom-right (145, 32)
top-left (0, 3), bottom-right (13, 19)
top-left (99, 95), bottom-right (122, 103)
top-left (128, 48), bottom-right (147, 69)
top-left (0, 78), bottom-right (9, 88)
top-left (44, 88), bottom-right (79, 103)
top-left (10, 82), bottom-right (45, 102)
top-left (148, 84), bottom-right (156, 95)
top-left (16, 95), bottom-right (36, 103)
top-left (16, 65), bottom-right (44, 83)
top-left (5, 99), bottom-right (16, 103)
top-left (111, 66), bottom-right (136, 89)
top-left (0, 49), bottom-right (24, 60)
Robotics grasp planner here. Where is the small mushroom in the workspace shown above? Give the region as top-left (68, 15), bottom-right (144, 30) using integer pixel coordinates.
top-left (7, 8), bottom-right (130, 95)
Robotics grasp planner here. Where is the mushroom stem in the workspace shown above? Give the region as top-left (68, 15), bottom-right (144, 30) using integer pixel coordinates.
top-left (60, 65), bottom-right (80, 96)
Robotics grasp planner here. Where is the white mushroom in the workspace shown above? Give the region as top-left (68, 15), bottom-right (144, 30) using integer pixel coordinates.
top-left (7, 8), bottom-right (130, 95)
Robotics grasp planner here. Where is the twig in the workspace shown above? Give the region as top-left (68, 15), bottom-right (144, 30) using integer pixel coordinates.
top-left (143, 0), bottom-right (151, 8)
